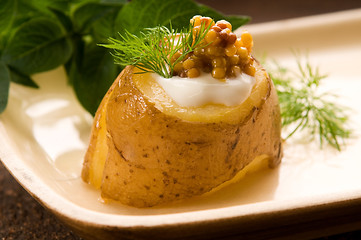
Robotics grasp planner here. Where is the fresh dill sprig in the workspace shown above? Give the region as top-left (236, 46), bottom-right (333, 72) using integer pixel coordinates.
top-left (269, 56), bottom-right (351, 151)
top-left (100, 22), bottom-right (211, 78)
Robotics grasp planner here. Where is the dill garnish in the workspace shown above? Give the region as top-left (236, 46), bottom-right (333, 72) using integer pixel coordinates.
top-left (269, 57), bottom-right (351, 151)
top-left (100, 23), bottom-right (211, 78)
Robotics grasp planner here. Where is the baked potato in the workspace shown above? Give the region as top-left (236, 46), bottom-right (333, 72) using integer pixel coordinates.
top-left (82, 16), bottom-right (283, 207)
top-left (82, 61), bottom-right (282, 207)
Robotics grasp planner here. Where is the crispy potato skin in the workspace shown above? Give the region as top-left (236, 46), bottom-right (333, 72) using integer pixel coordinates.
top-left (90, 65), bottom-right (283, 207)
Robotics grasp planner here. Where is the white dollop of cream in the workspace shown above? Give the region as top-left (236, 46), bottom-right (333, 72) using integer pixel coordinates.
top-left (153, 72), bottom-right (255, 107)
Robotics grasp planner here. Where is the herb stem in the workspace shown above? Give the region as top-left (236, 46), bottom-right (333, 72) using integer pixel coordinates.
top-left (269, 56), bottom-right (351, 150)
top-left (101, 22), bottom-right (210, 78)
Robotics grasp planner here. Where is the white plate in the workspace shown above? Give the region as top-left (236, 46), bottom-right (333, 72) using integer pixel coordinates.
top-left (1, 9), bottom-right (361, 240)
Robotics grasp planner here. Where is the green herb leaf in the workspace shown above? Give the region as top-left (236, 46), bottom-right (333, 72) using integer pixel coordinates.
top-left (100, 0), bottom-right (127, 4)
top-left (8, 66), bottom-right (39, 88)
top-left (49, 7), bottom-right (73, 32)
top-left (0, 0), bottom-right (17, 37)
top-left (28, 0), bottom-right (70, 13)
top-left (0, 0), bottom-right (67, 41)
top-left (2, 18), bottom-right (73, 75)
top-left (71, 43), bottom-right (119, 115)
top-left (102, 22), bottom-right (210, 78)
top-left (0, 0), bottom-right (38, 34)
top-left (0, 0), bottom-right (41, 49)
top-left (65, 34), bottom-right (84, 86)
top-left (72, 2), bottom-right (123, 37)
top-left (0, 0), bottom-right (252, 116)
top-left (0, 62), bottom-right (10, 113)
top-left (223, 15), bottom-right (251, 30)
top-left (197, 4), bottom-right (250, 29)
top-left (114, 0), bottom-right (199, 36)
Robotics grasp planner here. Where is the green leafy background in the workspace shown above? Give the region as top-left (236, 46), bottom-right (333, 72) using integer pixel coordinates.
top-left (0, 0), bottom-right (250, 115)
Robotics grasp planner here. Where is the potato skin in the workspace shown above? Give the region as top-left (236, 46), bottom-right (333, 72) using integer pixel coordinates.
top-left (81, 70), bottom-right (121, 189)
top-left (98, 65), bottom-right (283, 207)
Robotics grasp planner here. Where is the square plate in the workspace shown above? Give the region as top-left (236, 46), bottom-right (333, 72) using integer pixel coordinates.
top-left (1, 9), bottom-right (361, 240)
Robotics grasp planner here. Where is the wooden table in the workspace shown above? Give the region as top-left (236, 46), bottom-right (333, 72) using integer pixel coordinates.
top-left (1, 1), bottom-right (361, 239)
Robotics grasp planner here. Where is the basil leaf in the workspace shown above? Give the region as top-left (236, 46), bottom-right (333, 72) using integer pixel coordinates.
top-left (0, 62), bottom-right (10, 113)
top-left (91, 8), bottom-right (122, 41)
top-left (28, 0), bottom-right (70, 13)
top-left (49, 7), bottom-right (73, 32)
top-left (8, 66), bottom-right (39, 88)
top-left (73, 2), bottom-right (123, 36)
top-left (197, 4), bottom-right (250, 30)
top-left (224, 16), bottom-right (251, 30)
top-left (65, 35), bottom-right (84, 86)
top-left (0, 0), bottom-right (37, 34)
top-left (0, 0), bottom-right (41, 49)
top-left (0, 0), bottom-right (16, 36)
top-left (100, 0), bottom-right (126, 4)
top-left (2, 18), bottom-right (73, 75)
top-left (71, 43), bottom-right (119, 115)
top-left (115, 0), bottom-right (199, 35)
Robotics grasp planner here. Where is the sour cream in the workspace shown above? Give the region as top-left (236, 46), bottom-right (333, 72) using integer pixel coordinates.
top-left (154, 72), bottom-right (255, 107)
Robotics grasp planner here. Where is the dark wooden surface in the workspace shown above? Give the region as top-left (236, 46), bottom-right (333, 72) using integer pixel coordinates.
top-left (2, 1), bottom-right (361, 239)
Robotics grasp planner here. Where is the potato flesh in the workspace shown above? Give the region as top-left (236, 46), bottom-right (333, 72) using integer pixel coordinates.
top-left (81, 99), bottom-right (108, 189)
top-left (82, 64), bottom-right (283, 207)
top-left (81, 75), bottom-right (117, 188)
top-left (206, 154), bottom-right (270, 195)
top-left (133, 68), bottom-right (269, 124)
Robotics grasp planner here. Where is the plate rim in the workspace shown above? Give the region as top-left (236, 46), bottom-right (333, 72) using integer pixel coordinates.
top-left (1, 8), bottom-right (361, 233)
